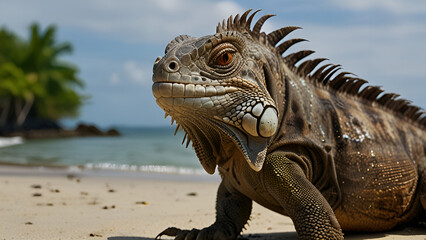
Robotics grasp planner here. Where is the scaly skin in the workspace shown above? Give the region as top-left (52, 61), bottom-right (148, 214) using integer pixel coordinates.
top-left (153, 10), bottom-right (426, 240)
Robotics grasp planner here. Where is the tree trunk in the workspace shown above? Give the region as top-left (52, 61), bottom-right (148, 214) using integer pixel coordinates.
top-left (16, 95), bottom-right (34, 126)
top-left (15, 98), bottom-right (22, 121)
top-left (0, 97), bottom-right (11, 126)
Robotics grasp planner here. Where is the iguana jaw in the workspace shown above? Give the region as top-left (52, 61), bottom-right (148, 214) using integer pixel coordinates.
top-left (152, 79), bottom-right (277, 173)
top-left (152, 82), bottom-right (273, 173)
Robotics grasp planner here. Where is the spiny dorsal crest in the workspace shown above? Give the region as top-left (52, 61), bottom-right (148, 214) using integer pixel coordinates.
top-left (217, 9), bottom-right (425, 128)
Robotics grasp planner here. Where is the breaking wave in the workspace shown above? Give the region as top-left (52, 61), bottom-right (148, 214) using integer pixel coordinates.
top-left (83, 163), bottom-right (206, 175)
top-left (0, 137), bottom-right (24, 148)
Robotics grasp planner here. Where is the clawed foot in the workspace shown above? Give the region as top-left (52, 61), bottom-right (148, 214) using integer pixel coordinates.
top-left (156, 223), bottom-right (237, 240)
top-left (156, 227), bottom-right (182, 239)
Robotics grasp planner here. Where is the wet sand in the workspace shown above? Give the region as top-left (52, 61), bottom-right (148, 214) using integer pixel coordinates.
top-left (0, 165), bottom-right (424, 240)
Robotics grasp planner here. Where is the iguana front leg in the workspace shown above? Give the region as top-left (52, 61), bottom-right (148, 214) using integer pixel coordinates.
top-left (263, 151), bottom-right (344, 240)
top-left (156, 180), bottom-right (252, 240)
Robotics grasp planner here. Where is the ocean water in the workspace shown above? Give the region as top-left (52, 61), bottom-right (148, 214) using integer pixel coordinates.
top-left (0, 127), bottom-right (204, 175)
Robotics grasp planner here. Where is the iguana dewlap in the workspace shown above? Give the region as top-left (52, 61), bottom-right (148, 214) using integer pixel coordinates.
top-left (152, 10), bottom-right (426, 240)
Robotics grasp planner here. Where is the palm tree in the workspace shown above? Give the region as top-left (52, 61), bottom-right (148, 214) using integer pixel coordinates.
top-left (22, 24), bottom-right (84, 123)
top-left (0, 23), bottom-right (85, 128)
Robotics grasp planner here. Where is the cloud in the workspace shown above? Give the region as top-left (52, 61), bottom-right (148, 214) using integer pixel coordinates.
top-left (329, 0), bottom-right (426, 14)
top-left (123, 61), bottom-right (148, 85)
top-left (0, 0), bottom-right (244, 43)
top-left (107, 61), bottom-right (151, 86)
top-left (296, 22), bottom-right (426, 78)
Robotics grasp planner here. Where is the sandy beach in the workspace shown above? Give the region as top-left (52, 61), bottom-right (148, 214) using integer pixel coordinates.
top-left (0, 166), bottom-right (424, 240)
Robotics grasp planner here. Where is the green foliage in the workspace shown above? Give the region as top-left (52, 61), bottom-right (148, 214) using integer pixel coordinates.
top-left (0, 23), bottom-right (85, 126)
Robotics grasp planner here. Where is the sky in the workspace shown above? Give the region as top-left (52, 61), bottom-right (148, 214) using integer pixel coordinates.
top-left (0, 0), bottom-right (425, 127)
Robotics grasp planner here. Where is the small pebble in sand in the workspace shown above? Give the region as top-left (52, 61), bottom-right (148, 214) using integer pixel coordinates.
top-left (136, 201), bottom-right (149, 205)
top-left (102, 205), bottom-right (115, 209)
top-left (187, 192), bottom-right (197, 196)
top-left (30, 184), bottom-right (42, 189)
top-left (108, 189), bottom-right (115, 193)
top-left (89, 233), bottom-right (102, 237)
top-left (80, 191), bottom-right (89, 196)
top-left (25, 222), bottom-right (33, 225)
top-left (50, 189), bottom-right (60, 193)
top-left (32, 193), bottom-right (42, 197)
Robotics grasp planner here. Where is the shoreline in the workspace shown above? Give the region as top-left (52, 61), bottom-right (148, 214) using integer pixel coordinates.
top-left (0, 165), bottom-right (425, 240)
top-left (0, 160), bottom-right (212, 180)
top-left (0, 164), bottom-right (220, 182)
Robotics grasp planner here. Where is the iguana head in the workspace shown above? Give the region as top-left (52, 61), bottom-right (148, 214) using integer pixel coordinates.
top-left (152, 10), bottom-right (290, 174)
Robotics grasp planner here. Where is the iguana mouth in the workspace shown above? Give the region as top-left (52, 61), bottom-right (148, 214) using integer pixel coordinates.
top-left (152, 82), bottom-right (239, 110)
top-left (152, 82), bottom-right (238, 98)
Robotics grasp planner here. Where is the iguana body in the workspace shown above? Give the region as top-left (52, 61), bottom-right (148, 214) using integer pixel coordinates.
top-left (152, 10), bottom-right (426, 239)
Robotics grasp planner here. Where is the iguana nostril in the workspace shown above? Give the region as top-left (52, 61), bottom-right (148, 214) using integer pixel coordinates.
top-left (169, 62), bottom-right (176, 69)
top-left (167, 60), bottom-right (179, 72)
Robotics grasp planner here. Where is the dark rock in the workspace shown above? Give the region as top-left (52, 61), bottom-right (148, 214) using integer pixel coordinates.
top-left (105, 128), bottom-right (120, 136)
top-left (75, 124), bottom-right (104, 136)
top-left (1, 121), bottom-right (121, 139)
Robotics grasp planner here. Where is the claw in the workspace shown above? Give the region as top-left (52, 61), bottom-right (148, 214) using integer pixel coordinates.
top-left (156, 227), bottom-right (182, 239)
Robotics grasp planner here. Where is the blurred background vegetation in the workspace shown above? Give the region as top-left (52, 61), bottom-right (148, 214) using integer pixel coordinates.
top-left (0, 24), bottom-right (85, 132)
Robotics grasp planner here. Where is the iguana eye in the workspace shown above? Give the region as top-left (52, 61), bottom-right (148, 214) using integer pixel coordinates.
top-left (207, 43), bottom-right (240, 75)
top-left (216, 52), bottom-right (233, 66)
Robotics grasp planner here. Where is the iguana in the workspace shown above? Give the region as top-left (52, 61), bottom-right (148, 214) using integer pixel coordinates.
top-left (152, 10), bottom-right (426, 240)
